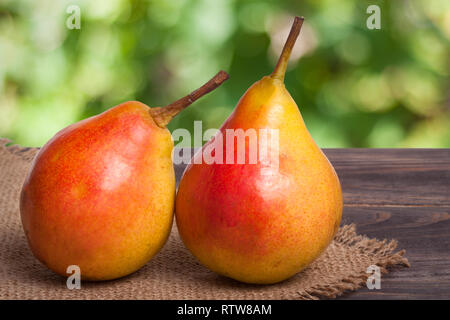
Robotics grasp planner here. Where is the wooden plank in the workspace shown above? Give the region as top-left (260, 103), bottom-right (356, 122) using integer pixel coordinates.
top-left (342, 206), bottom-right (450, 299)
top-left (325, 149), bottom-right (450, 207)
top-left (337, 206), bottom-right (450, 299)
top-left (174, 148), bottom-right (450, 207)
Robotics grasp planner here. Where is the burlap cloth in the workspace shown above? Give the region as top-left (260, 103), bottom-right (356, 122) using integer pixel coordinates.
top-left (0, 138), bottom-right (409, 300)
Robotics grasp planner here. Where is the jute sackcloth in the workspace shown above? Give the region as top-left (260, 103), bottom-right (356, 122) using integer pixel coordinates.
top-left (0, 138), bottom-right (409, 300)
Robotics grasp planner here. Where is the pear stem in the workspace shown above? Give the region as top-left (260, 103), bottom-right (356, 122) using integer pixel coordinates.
top-left (149, 70), bottom-right (229, 127)
top-left (271, 16), bottom-right (304, 82)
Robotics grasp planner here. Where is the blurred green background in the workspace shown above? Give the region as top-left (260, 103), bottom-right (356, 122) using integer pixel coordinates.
top-left (0, 0), bottom-right (449, 148)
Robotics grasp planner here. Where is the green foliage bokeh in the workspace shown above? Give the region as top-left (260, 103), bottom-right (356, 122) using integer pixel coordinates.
top-left (0, 0), bottom-right (449, 148)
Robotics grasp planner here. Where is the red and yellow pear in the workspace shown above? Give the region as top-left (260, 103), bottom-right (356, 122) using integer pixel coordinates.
top-left (175, 17), bottom-right (342, 284)
top-left (20, 71), bottom-right (228, 281)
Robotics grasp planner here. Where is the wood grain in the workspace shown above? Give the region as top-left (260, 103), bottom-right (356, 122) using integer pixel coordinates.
top-left (325, 148), bottom-right (450, 207)
top-left (173, 148), bottom-right (450, 299)
top-left (339, 206), bottom-right (450, 299)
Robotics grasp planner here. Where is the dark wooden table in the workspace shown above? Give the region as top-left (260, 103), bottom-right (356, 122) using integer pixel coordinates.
top-left (174, 149), bottom-right (450, 299)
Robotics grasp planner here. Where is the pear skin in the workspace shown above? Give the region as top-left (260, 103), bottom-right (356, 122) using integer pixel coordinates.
top-left (175, 18), bottom-right (343, 284)
top-left (20, 71), bottom-right (228, 281)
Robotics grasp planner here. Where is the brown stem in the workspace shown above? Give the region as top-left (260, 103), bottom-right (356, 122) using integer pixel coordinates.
top-left (271, 16), bottom-right (304, 81)
top-left (149, 70), bottom-right (229, 127)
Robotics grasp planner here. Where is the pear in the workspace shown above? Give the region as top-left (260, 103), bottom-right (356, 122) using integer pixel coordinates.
top-left (20, 71), bottom-right (228, 281)
top-left (175, 17), bottom-right (342, 284)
